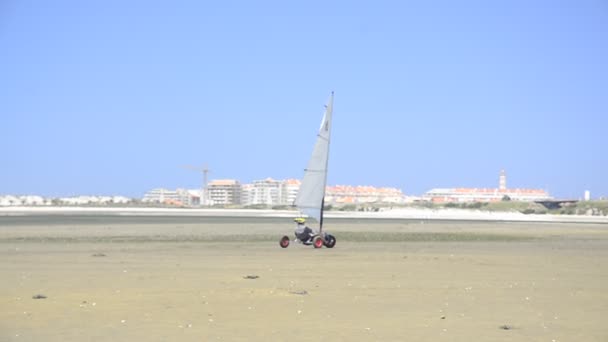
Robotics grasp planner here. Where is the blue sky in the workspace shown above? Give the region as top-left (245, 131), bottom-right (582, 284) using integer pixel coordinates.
top-left (1, 0), bottom-right (607, 198)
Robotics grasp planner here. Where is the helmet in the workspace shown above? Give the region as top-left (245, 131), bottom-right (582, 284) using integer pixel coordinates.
top-left (294, 217), bottom-right (306, 224)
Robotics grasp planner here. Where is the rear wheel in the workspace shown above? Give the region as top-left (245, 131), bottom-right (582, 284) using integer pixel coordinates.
top-left (313, 236), bottom-right (324, 248)
top-left (324, 234), bottom-right (336, 248)
top-left (279, 236), bottom-right (290, 248)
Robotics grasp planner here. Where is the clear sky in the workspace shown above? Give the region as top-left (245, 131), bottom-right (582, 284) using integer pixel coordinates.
top-left (1, 0), bottom-right (607, 199)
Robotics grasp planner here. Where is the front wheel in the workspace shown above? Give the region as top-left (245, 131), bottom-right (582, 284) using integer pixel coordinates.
top-left (324, 234), bottom-right (336, 248)
top-left (313, 236), bottom-right (324, 248)
top-left (279, 235), bottom-right (290, 248)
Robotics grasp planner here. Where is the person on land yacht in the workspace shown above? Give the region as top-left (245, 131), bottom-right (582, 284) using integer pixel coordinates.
top-left (293, 217), bottom-right (314, 244)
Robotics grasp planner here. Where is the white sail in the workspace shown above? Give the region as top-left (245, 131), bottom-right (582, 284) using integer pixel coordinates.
top-left (295, 92), bottom-right (334, 225)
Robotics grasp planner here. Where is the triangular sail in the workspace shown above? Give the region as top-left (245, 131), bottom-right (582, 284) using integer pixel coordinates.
top-left (295, 92), bottom-right (334, 228)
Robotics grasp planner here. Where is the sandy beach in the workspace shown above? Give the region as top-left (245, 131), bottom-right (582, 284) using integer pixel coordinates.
top-left (1, 213), bottom-right (607, 341)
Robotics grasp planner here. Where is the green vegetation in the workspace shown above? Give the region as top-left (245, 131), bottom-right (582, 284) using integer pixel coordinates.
top-left (243, 204), bottom-right (271, 209)
top-left (334, 203), bottom-right (382, 212)
top-left (444, 202), bottom-right (486, 209)
top-left (567, 200), bottom-right (608, 216)
top-left (484, 201), bottom-right (538, 212)
top-left (271, 205), bottom-right (296, 210)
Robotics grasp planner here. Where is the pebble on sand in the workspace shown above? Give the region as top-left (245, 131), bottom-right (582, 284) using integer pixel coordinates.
top-left (32, 294), bottom-right (47, 299)
top-left (289, 290), bottom-right (308, 295)
top-left (243, 275), bottom-right (259, 279)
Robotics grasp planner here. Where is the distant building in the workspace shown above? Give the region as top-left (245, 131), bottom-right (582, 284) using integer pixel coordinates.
top-left (60, 195), bottom-right (132, 205)
top-left (142, 188), bottom-right (196, 206)
top-left (238, 179), bottom-right (405, 206)
top-left (0, 195), bottom-right (133, 206)
top-left (243, 178), bottom-right (282, 206)
top-left (499, 169), bottom-right (507, 190)
top-left (208, 179), bottom-right (241, 205)
top-left (0, 195), bottom-right (49, 206)
top-left (143, 188), bottom-right (178, 203)
top-left (239, 178), bottom-right (301, 206)
top-left (240, 183), bottom-right (254, 206)
top-left (0, 195), bottom-right (20, 206)
top-left (325, 185), bottom-right (406, 204)
top-left (281, 179), bottom-right (301, 205)
top-left (423, 170), bottom-right (552, 203)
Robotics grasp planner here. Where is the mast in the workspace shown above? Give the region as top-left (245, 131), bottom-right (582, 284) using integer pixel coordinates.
top-left (319, 93), bottom-right (333, 233)
top-left (320, 198), bottom-right (325, 233)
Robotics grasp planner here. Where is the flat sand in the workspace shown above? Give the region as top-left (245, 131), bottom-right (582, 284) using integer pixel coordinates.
top-left (1, 216), bottom-right (607, 341)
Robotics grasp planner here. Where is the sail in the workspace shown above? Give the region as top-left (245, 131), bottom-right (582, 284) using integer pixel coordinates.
top-left (295, 92), bottom-right (334, 224)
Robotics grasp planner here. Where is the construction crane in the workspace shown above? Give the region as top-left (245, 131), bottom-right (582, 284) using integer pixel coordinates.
top-left (182, 164), bottom-right (210, 206)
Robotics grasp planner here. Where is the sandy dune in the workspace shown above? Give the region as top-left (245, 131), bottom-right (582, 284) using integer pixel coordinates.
top-left (1, 216), bottom-right (607, 341)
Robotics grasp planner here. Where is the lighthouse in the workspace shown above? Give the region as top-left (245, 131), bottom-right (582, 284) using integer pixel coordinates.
top-left (499, 170), bottom-right (507, 191)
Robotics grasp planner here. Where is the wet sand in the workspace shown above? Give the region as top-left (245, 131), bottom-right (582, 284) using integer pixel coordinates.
top-left (1, 216), bottom-right (607, 341)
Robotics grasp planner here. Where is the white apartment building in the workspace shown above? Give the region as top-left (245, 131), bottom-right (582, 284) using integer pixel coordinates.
top-left (243, 178), bottom-right (282, 206)
top-left (142, 188), bottom-right (197, 206)
top-left (240, 183), bottom-right (253, 206)
top-left (281, 179), bottom-right (301, 205)
top-left (239, 178), bottom-right (300, 206)
top-left (207, 179), bottom-right (241, 205)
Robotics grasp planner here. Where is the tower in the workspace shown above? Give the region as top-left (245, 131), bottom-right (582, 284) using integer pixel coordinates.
top-left (499, 170), bottom-right (507, 190)
top-left (182, 164), bottom-right (210, 206)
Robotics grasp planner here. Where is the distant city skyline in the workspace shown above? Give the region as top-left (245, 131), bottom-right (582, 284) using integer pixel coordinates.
top-left (5, 167), bottom-right (594, 202)
top-left (2, 1), bottom-right (606, 199)
top-left (2, 170), bottom-right (559, 207)
top-left (2, 169), bottom-right (598, 201)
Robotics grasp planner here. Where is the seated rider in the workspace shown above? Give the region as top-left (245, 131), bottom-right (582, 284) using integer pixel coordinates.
top-left (294, 217), bottom-right (314, 243)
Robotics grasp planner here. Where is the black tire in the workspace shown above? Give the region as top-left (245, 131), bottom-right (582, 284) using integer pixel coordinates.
top-left (324, 234), bottom-right (336, 248)
top-left (279, 235), bottom-right (290, 248)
